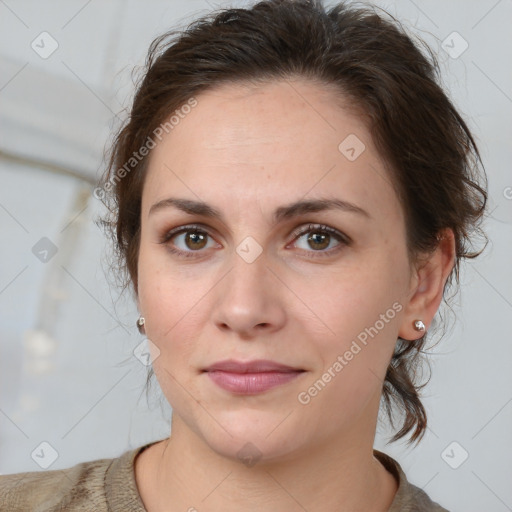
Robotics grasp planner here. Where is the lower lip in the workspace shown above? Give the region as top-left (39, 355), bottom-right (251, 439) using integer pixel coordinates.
top-left (205, 370), bottom-right (304, 394)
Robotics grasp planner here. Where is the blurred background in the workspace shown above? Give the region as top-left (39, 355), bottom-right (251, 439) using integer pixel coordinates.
top-left (0, 1), bottom-right (511, 510)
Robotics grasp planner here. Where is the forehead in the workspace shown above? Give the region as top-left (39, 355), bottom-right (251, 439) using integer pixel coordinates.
top-left (142, 79), bottom-right (400, 224)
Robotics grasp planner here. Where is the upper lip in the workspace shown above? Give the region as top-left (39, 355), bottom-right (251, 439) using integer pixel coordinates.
top-left (203, 359), bottom-right (304, 373)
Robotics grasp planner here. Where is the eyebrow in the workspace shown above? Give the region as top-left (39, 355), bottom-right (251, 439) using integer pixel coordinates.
top-left (149, 196), bottom-right (370, 223)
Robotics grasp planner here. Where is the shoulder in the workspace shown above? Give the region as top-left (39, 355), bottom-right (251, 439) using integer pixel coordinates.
top-left (0, 455), bottom-right (114, 511)
top-left (0, 442), bottom-right (154, 512)
top-left (373, 449), bottom-right (450, 512)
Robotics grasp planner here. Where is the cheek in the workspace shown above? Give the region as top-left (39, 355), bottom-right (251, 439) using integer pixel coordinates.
top-left (137, 242), bottom-right (214, 377)
top-left (296, 247), bottom-right (408, 396)
top-left (138, 240), bottom-right (191, 331)
top-left (297, 256), bottom-right (406, 343)
top-left (294, 290), bottom-right (403, 436)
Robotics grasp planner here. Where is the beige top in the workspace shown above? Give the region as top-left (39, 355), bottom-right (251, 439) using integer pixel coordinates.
top-left (0, 439), bottom-right (449, 511)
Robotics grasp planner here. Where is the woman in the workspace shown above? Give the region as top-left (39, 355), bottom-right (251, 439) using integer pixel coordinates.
top-left (0, 0), bottom-right (487, 510)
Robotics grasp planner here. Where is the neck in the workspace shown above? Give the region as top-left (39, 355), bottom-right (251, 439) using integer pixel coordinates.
top-left (136, 405), bottom-right (398, 512)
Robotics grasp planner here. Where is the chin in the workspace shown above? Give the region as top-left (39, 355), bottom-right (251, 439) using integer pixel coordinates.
top-left (195, 413), bottom-right (308, 466)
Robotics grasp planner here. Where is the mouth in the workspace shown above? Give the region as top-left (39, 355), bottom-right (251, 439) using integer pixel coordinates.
top-left (202, 359), bottom-right (306, 395)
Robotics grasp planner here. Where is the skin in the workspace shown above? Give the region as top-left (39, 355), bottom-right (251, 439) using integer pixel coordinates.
top-left (133, 78), bottom-right (455, 511)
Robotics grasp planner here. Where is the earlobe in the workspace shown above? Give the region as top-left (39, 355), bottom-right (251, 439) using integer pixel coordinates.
top-left (413, 320), bottom-right (426, 332)
top-left (137, 316), bottom-right (146, 335)
top-left (398, 228), bottom-right (456, 341)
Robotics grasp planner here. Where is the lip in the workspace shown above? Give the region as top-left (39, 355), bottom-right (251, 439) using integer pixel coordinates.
top-left (203, 359), bottom-right (303, 373)
top-left (202, 359), bottom-right (305, 395)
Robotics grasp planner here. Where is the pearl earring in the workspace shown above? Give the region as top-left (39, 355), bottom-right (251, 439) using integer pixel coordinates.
top-left (413, 320), bottom-right (425, 332)
top-left (137, 316), bottom-right (145, 334)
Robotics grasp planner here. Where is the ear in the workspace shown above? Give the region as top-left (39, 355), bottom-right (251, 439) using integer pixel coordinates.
top-left (398, 228), bottom-right (456, 341)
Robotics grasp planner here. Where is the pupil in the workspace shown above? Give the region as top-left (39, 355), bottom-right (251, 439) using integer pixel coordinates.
top-left (187, 232), bottom-right (206, 249)
top-left (309, 232), bottom-right (329, 250)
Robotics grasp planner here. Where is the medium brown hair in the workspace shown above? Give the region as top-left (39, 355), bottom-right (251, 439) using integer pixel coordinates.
top-left (98, 0), bottom-right (487, 445)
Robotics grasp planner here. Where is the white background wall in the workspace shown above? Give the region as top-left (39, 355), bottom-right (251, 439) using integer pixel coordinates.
top-left (0, 1), bottom-right (511, 511)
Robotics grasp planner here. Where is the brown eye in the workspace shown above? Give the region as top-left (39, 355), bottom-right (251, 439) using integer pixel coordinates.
top-left (290, 223), bottom-right (350, 258)
top-left (160, 225), bottom-right (217, 258)
top-left (306, 232), bottom-right (331, 251)
top-left (182, 231), bottom-right (208, 250)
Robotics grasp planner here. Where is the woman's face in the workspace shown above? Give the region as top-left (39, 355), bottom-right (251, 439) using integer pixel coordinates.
top-left (137, 79), bottom-right (416, 462)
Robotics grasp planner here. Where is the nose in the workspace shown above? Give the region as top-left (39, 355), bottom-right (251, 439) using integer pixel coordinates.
top-left (211, 250), bottom-right (287, 339)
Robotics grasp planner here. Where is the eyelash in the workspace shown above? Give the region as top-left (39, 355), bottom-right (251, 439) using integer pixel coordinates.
top-left (159, 223), bottom-right (351, 259)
